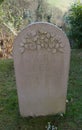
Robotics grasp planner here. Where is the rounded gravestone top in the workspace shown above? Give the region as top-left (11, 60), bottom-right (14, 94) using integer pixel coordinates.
top-left (14, 22), bottom-right (70, 55)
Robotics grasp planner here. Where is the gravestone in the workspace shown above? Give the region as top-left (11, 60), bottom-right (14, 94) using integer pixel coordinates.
top-left (13, 22), bottom-right (70, 117)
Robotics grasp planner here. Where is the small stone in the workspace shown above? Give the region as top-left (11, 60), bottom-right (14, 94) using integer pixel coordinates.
top-left (52, 49), bottom-right (56, 54)
top-left (60, 113), bottom-right (63, 117)
top-left (66, 99), bottom-right (69, 103)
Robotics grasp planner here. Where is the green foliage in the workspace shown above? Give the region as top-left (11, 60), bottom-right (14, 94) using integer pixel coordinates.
top-left (0, 0), bottom-right (4, 4)
top-left (0, 0), bottom-right (51, 35)
top-left (0, 0), bottom-right (23, 33)
top-left (0, 0), bottom-right (33, 35)
top-left (65, 2), bottom-right (82, 48)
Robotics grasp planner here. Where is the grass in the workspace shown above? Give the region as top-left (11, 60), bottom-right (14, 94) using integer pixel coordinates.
top-left (0, 49), bottom-right (82, 130)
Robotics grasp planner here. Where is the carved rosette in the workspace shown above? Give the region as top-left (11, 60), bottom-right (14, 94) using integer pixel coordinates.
top-left (19, 29), bottom-right (65, 54)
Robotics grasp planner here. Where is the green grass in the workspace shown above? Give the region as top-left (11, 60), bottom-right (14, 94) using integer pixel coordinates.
top-left (0, 49), bottom-right (82, 130)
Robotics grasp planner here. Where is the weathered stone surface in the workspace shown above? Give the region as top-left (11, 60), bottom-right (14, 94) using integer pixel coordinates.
top-left (13, 22), bottom-right (70, 117)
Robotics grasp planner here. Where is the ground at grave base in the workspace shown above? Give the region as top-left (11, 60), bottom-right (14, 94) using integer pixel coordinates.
top-left (0, 49), bottom-right (82, 130)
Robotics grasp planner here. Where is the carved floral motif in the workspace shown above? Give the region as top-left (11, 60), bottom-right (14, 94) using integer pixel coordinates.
top-left (20, 29), bottom-right (65, 54)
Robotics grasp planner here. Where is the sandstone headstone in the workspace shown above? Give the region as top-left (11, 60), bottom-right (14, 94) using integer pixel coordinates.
top-left (13, 22), bottom-right (70, 117)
